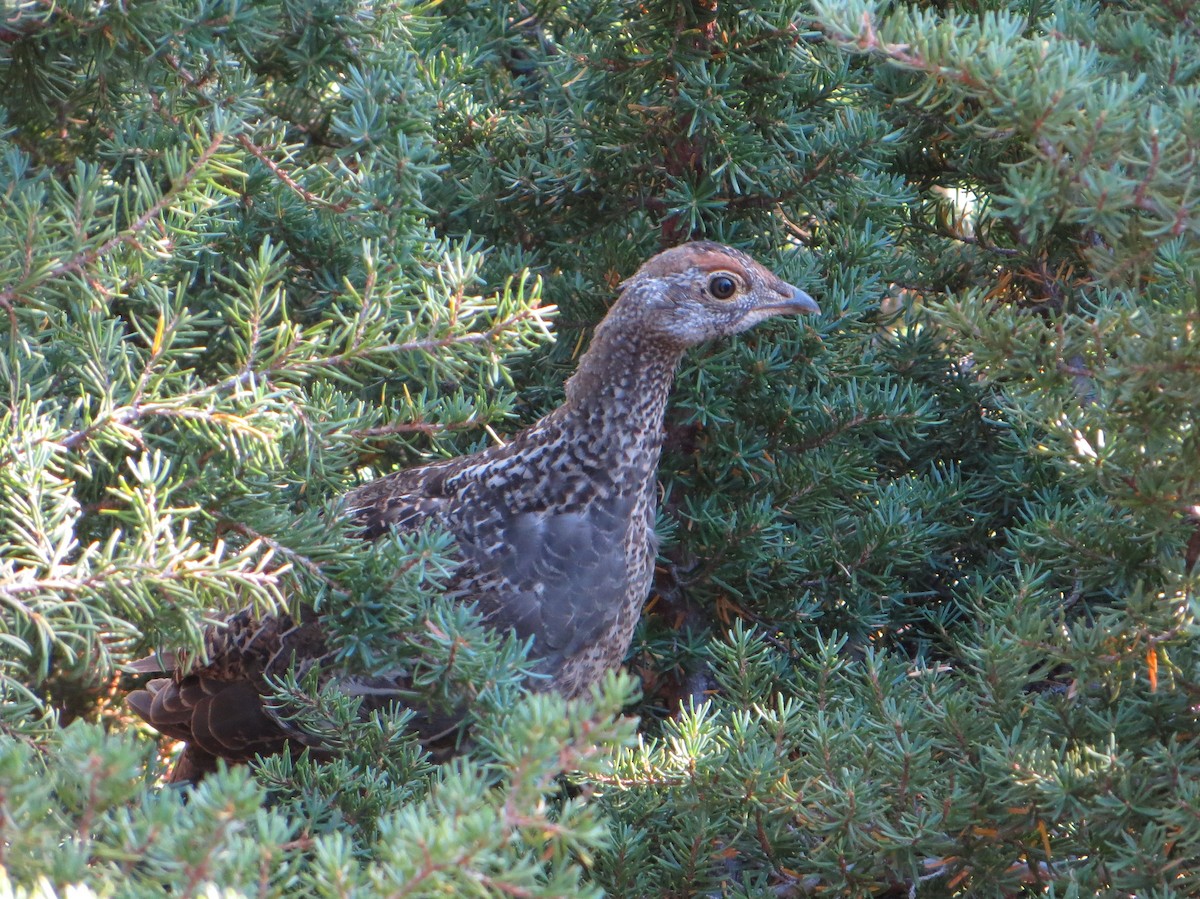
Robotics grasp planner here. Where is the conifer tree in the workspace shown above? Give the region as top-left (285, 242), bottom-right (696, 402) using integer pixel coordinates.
top-left (1, 0), bottom-right (1197, 895)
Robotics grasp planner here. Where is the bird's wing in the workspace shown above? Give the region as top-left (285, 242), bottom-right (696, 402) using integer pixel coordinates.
top-left (465, 493), bottom-right (637, 672)
top-left (339, 462), bottom-right (458, 539)
top-left (346, 457), bottom-right (638, 672)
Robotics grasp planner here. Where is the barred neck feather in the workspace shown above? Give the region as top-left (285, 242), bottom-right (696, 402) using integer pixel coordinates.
top-left (554, 286), bottom-right (686, 480)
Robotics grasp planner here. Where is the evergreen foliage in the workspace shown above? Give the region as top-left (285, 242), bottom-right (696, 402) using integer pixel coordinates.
top-left (1, 0), bottom-right (1197, 895)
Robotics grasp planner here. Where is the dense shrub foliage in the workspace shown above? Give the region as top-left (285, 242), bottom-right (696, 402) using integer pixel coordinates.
top-left (1, 0), bottom-right (1197, 894)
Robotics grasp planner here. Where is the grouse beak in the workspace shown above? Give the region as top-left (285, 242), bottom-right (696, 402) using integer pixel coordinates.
top-left (784, 285), bottom-right (820, 316)
top-left (760, 284), bottom-right (820, 317)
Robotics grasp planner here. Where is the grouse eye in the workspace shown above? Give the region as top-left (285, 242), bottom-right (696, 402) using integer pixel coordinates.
top-left (708, 274), bottom-right (737, 300)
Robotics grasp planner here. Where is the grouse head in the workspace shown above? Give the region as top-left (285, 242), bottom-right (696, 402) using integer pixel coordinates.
top-left (606, 241), bottom-right (820, 348)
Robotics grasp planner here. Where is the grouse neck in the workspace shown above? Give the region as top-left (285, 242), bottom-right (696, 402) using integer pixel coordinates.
top-left (559, 316), bottom-right (685, 458)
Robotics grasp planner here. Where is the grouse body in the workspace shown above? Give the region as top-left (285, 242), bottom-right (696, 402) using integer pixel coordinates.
top-left (127, 241), bottom-right (819, 781)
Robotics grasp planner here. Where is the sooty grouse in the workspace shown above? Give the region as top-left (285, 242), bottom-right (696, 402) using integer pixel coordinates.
top-left (127, 241), bottom-right (820, 782)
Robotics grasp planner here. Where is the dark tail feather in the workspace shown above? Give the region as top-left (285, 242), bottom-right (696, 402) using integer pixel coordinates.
top-left (169, 745), bottom-right (220, 785)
